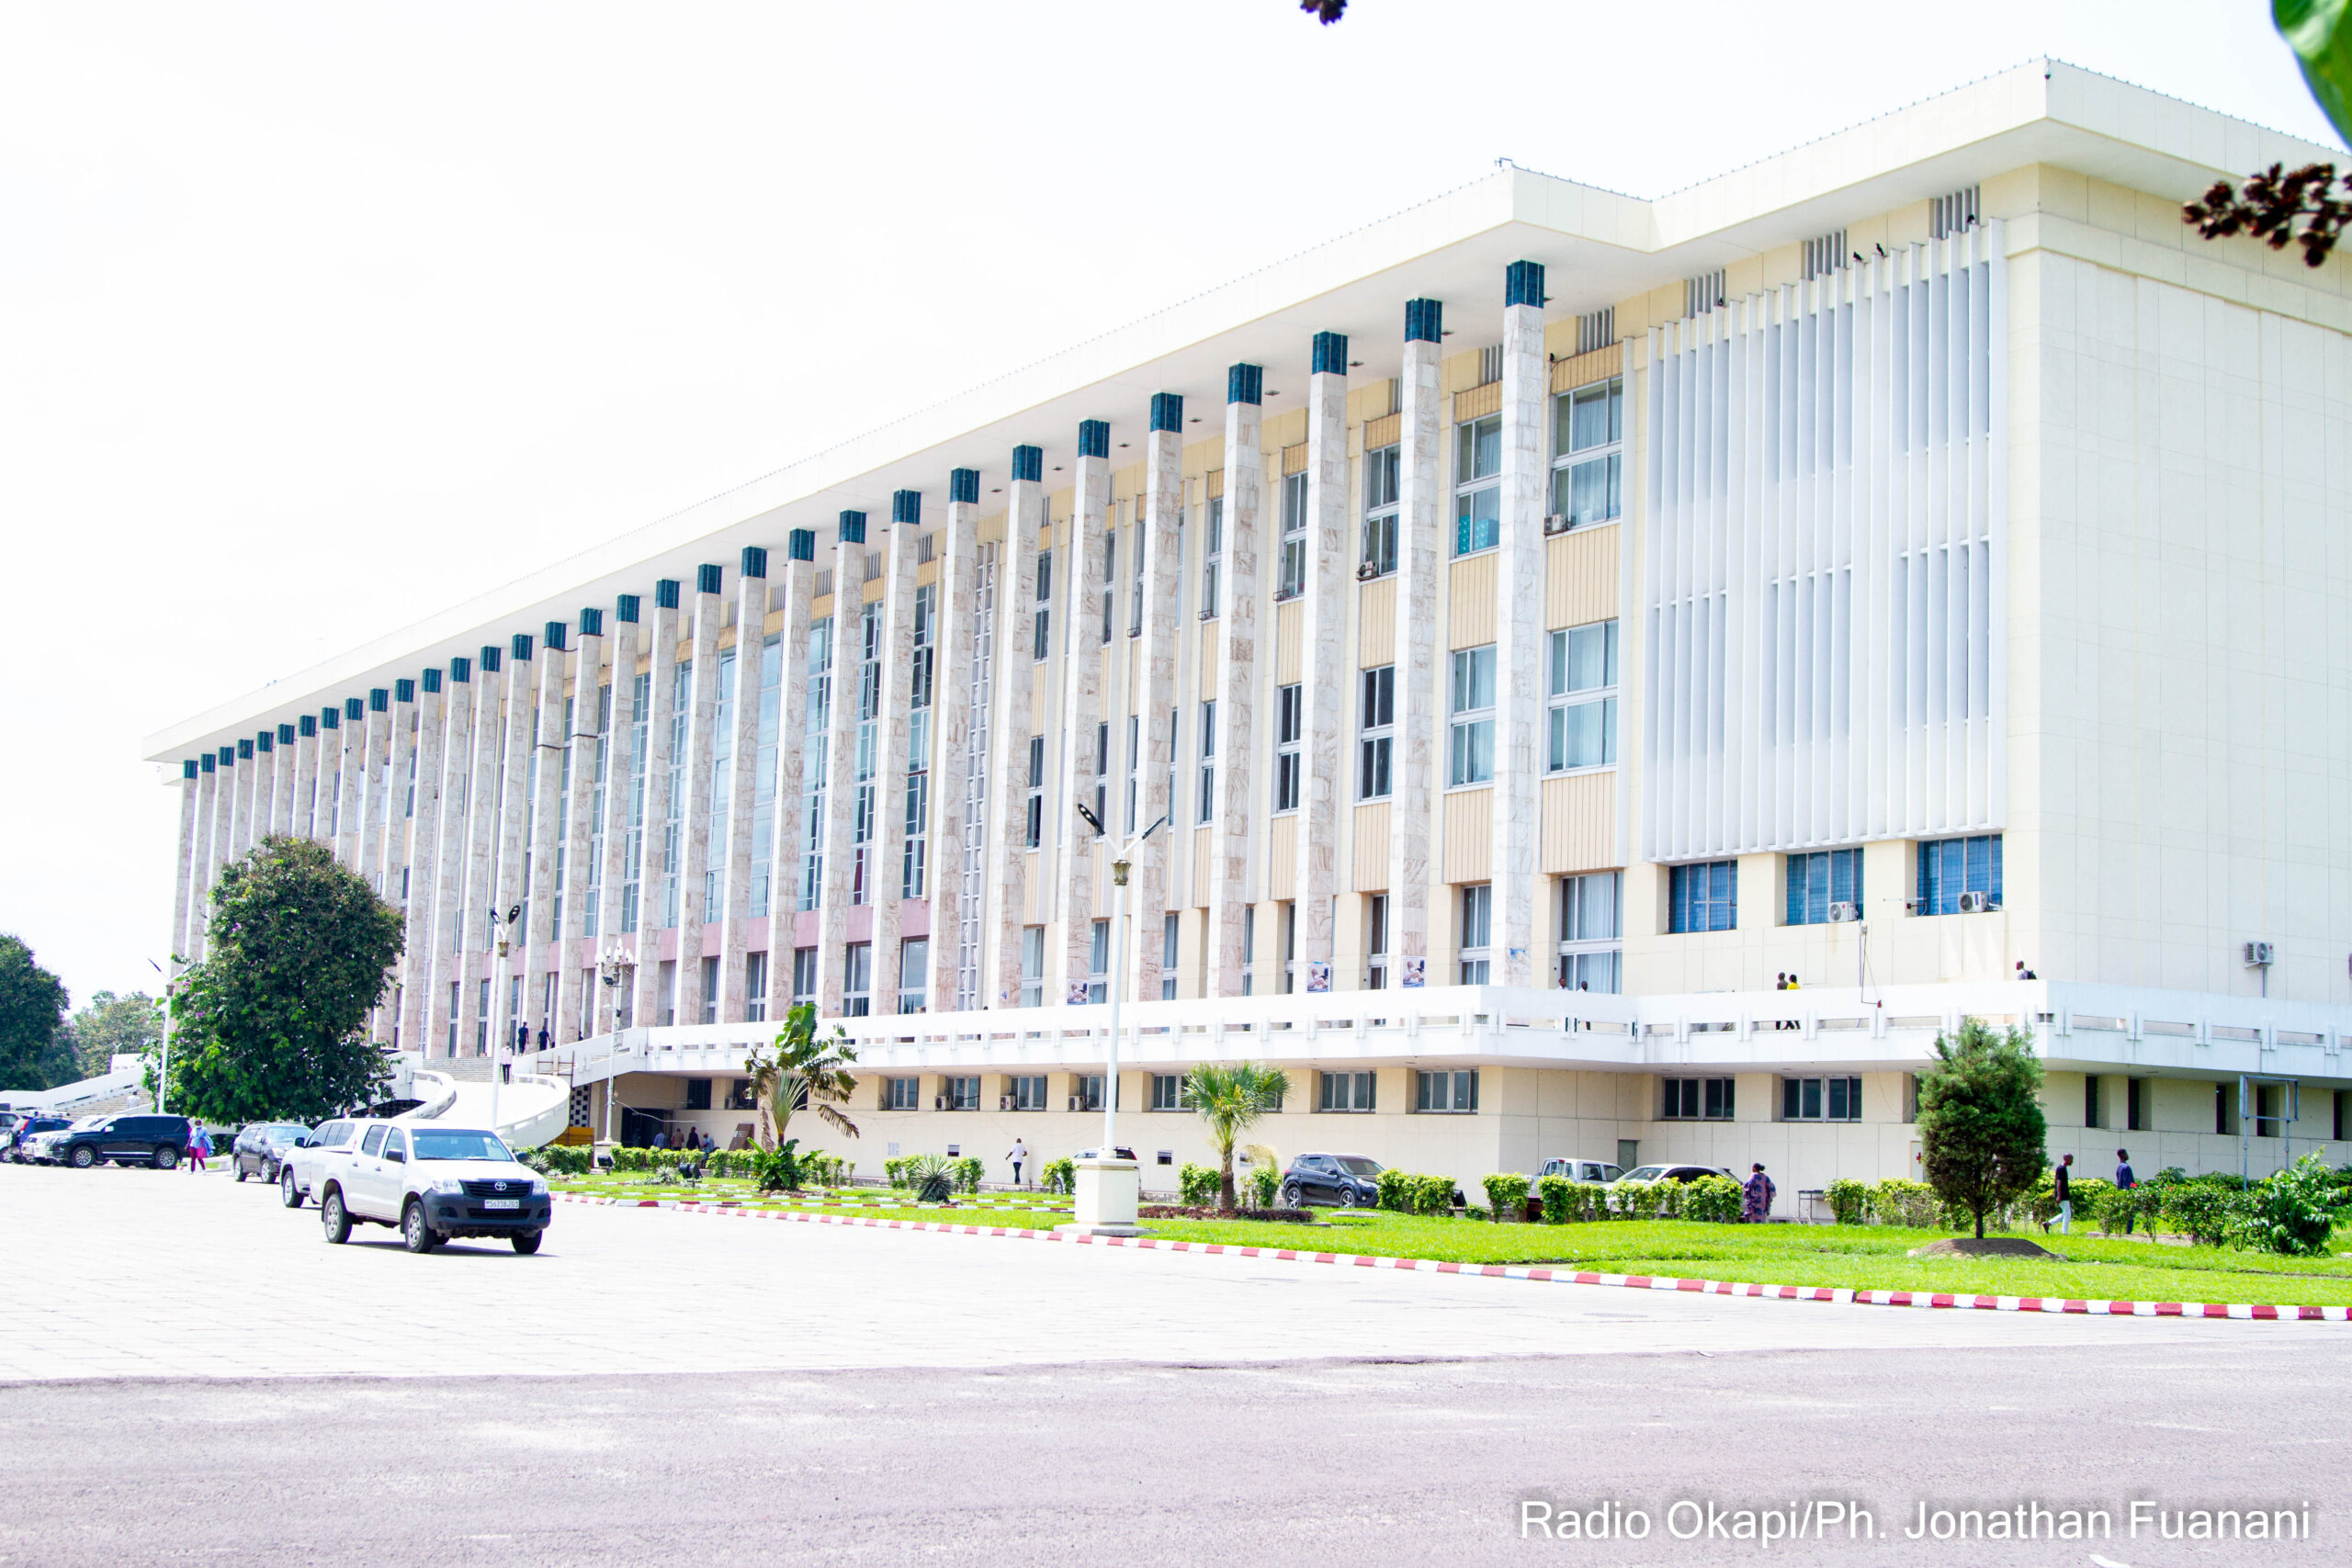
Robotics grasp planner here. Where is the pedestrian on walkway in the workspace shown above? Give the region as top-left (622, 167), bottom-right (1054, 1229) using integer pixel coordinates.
top-left (1006, 1137), bottom-right (1030, 1188)
top-left (1743, 1162), bottom-right (1775, 1223)
top-left (2051, 1152), bottom-right (2075, 1235)
top-left (2113, 1148), bottom-right (2137, 1235)
top-left (187, 1125), bottom-right (209, 1173)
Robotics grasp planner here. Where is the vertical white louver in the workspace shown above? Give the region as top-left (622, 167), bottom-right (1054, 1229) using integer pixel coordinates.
top-left (1642, 220), bottom-right (2006, 862)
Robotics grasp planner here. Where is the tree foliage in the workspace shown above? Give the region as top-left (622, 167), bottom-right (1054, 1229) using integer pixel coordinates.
top-left (60, 990), bottom-right (163, 1080)
top-left (2184, 6), bottom-right (2352, 264)
top-left (1914, 1017), bottom-right (2048, 1239)
top-left (1184, 1061), bottom-right (1292, 1212)
top-left (166, 836), bottom-right (404, 1124)
top-left (742, 1002), bottom-right (858, 1148)
top-left (1298, 0), bottom-right (1346, 21)
top-left (0, 934), bottom-right (74, 1091)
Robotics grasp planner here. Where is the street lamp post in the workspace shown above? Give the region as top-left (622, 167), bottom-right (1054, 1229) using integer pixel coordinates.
top-left (488, 903), bottom-right (519, 1134)
top-left (148, 958), bottom-right (171, 1114)
top-left (1062, 813), bottom-right (1164, 1238)
top-left (596, 941), bottom-right (628, 1150)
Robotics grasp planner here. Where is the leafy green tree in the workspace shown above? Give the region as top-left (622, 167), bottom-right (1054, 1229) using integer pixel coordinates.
top-left (59, 990), bottom-right (163, 1079)
top-left (166, 837), bottom-right (404, 1124)
top-left (1184, 1061), bottom-right (1292, 1212)
top-left (742, 1002), bottom-right (858, 1148)
top-left (1915, 1017), bottom-right (2049, 1239)
top-left (0, 934), bottom-right (74, 1090)
top-left (2185, 5), bottom-right (2352, 263)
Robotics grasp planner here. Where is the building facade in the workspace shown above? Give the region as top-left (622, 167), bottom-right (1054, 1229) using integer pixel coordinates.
top-left (147, 63), bottom-right (2352, 1203)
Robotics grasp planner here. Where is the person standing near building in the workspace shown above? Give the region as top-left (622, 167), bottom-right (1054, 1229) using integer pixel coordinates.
top-left (2051, 1152), bottom-right (2075, 1235)
top-left (2113, 1148), bottom-right (2137, 1235)
top-left (187, 1124), bottom-right (209, 1174)
top-left (1005, 1137), bottom-right (1029, 1188)
top-left (1743, 1162), bottom-right (1775, 1223)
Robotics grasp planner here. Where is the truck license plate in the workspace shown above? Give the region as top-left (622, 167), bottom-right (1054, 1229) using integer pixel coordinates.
top-left (483, 1198), bottom-right (519, 1210)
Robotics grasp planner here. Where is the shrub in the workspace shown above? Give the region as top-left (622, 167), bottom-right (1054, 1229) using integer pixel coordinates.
top-left (951, 1156), bottom-right (983, 1194)
top-left (1178, 1163), bottom-right (1220, 1207)
top-left (1041, 1156), bottom-right (1077, 1195)
top-left (1868, 1179), bottom-right (1939, 1229)
top-left (1376, 1168), bottom-right (1414, 1212)
top-left (1652, 1179), bottom-right (1687, 1221)
top-left (1609, 1179), bottom-right (1661, 1221)
top-left (1685, 1174), bottom-right (1744, 1224)
top-left (2245, 1154), bottom-right (2339, 1256)
top-left (1409, 1173), bottom-right (1457, 1216)
top-left (1464, 1204), bottom-right (1491, 1222)
top-left (2162, 1181), bottom-right (2245, 1247)
top-left (2094, 1185), bottom-right (2152, 1237)
top-left (1916, 1017), bottom-right (2049, 1237)
top-left (884, 1157), bottom-right (910, 1189)
top-left (751, 1139), bottom-right (804, 1193)
top-left (1481, 1172), bottom-right (1532, 1222)
top-left (1248, 1163), bottom-right (1280, 1209)
top-left (1536, 1173), bottom-right (1574, 1224)
top-left (1825, 1178), bottom-right (1871, 1226)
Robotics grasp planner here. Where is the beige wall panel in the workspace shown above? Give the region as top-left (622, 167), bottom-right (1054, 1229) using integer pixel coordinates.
top-left (1281, 442), bottom-right (1308, 477)
top-left (1452, 381), bottom-right (1501, 423)
top-left (1023, 854), bottom-right (1041, 924)
top-left (1191, 825), bottom-right (1214, 908)
top-left (1030, 673), bottom-right (1046, 736)
top-left (1351, 803), bottom-right (1391, 891)
top-left (1442, 788), bottom-right (1492, 883)
top-left (1267, 815), bottom-right (1297, 893)
top-left (1275, 600), bottom-right (1303, 685)
top-left (1548, 345), bottom-right (1623, 395)
top-left (1363, 411), bottom-right (1400, 450)
top-left (1449, 553), bottom-right (1498, 649)
top-left (1199, 632), bottom-right (1219, 693)
top-left (1351, 379), bottom-right (1399, 426)
top-left (1206, 468), bottom-right (1224, 501)
top-left (1262, 407), bottom-right (1307, 451)
top-left (1540, 772), bottom-right (1617, 874)
top-left (1544, 524), bottom-right (1619, 629)
top-left (1358, 578), bottom-right (1396, 666)
top-left (863, 576), bottom-right (886, 604)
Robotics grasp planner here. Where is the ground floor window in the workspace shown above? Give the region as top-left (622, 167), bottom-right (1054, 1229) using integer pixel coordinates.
top-left (726, 1077), bottom-right (758, 1111)
top-left (885, 1076), bottom-right (920, 1111)
top-left (1415, 1068), bottom-right (1479, 1113)
top-left (943, 1075), bottom-right (980, 1111)
top-left (1149, 1072), bottom-right (1193, 1111)
top-left (1662, 1076), bottom-right (1734, 1120)
top-left (685, 1077), bottom-right (712, 1111)
top-left (1007, 1074), bottom-right (1047, 1111)
top-left (1318, 1070), bottom-right (1375, 1111)
top-left (1073, 1074), bottom-right (1104, 1112)
top-left (1781, 1075), bottom-right (1861, 1121)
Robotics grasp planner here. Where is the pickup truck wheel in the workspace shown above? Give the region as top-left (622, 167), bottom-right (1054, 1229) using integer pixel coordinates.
top-left (321, 1190), bottom-right (351, 1245)
top-left (280, 1167), bottom-right (303, 1208)
top-left (70, 1145), bottom-right (96, 1169)
top-left (511, 1230), bottom-right (543, 1256)
top-left (401, 1201), bottom-right (435, 1254)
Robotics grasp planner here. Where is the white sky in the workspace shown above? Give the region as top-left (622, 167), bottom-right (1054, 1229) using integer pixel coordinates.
top-left (0, 1), bottom-right (2333, 1011)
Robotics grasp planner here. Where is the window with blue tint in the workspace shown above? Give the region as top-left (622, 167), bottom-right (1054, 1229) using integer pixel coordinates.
top-left (1668, 861), bottom-right (1737, 933)
top-left (1453, 413), bottom-right (1501, 556)
top-left (1785, 847), bottom-right (1864, 926)
top-left (1917, 834), bottom-right (2002, 915)
top-left (1448, 646), bottom-right (1495, 785)
top-left (1545, 621), bottom-right (1619, 771)
top-left (1550, 377), bottom-right (1623, 527)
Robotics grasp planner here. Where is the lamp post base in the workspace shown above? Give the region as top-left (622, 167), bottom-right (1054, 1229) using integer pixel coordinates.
top-left (1056, 1156), bottom-right (1143, 1237)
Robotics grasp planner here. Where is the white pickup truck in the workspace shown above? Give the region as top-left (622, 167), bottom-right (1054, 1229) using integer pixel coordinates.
top-left (316, 1120), bottom-right (552, 1255)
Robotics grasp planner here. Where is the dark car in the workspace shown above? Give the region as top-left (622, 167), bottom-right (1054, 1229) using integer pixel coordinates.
top-left (51, 1114), bottom-right (192, 1170)
top-left (1280, 1152), bottom-right (1385, 1208)
top-left (233, 1123), bottom-right (311, 1184)
top-left (5, 1115), bottom-right (71, 1163)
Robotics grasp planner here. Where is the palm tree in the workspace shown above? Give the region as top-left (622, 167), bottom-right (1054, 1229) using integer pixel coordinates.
top-left (742, 1003), bottom-right (859, 1149)
top-left (1185, 1062), bottom-right (1291, 1212)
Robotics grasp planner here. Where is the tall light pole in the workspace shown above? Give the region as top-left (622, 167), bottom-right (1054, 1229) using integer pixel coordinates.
top-left (488, 902), bottom-right (519, 1134)
top-left (148, 958), bottom-right (171, 1114)
top-left (596, 940), bottom-right (628, 1148)
top-left (1063, 812), bottom-right (1163, 1237)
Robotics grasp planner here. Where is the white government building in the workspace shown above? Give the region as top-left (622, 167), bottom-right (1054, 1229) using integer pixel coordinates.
top-left (147, 62), bottom-right (2352, 1202)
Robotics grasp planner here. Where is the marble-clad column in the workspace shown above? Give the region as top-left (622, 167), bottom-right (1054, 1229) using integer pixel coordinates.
top-left (228, 739), bottom-right (254, 860)
top-left (594, 602), bottom-right (641, 1036)
top-left (870, 494), bottom-right (922, 1013)
top-left (1054, 425), bottom-right (1109, 1004)
top-left (1388, 299), bottom-right (1444, 987)
top-left (527, 622), bottom-right (570, 1043)
top-left (250, 733), bottom-right (274, 845)
top-left (293, 715), bottom-right (321, 839)
top-left (815, 520), bottom-right (868, 1017)
top-left (171, 760), bottom-right (199, 961)
top-left (458, 647), bottom-right (506, 1055)
top-left (1124, 398), bottom-right (1183, 1005)
top-left (718, 555), bottom-right (769, 1022)
top-left (630, 584), bottom-right (682, 1032)
top-left (763, 543), bottom-right (816, 1022)
top-left (216, 744), bottom-right (241, 872)
top-left (983, 451), bottom-right (1043, 1008)
top-left (426, 657), bottom-right (475, 1057)
top-left (1207, 366), bottom-right (1264, 998)
top-left (335, 697), bottom-right (366, 868)
top-left (1493, 262), bottom-right (1548, 985)
top-left (386, 682), bottom-right (419, 912)
top-left (271, 725), bottom-right (297, 838)
top-left (189, 754), bottom-right (219, 959)
top-left (397, 670), bottom-right (447, 1053)
top-left (358, 688), bottom-right (390, 890)
top-left (927, 473), bottom-right (980, 1013)
top-left (1297, 335), bottom-right (1351, 988)
top-left (676, 568), bottom-right (727, 1028)
top-left (555, 615), bottom-right (604, 1045)
top-left (487, 635), bottom-right (536, 1057)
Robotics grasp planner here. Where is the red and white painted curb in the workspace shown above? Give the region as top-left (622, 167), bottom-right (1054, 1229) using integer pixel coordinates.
top-left (551, 1192), bottom-right (2349, 1322)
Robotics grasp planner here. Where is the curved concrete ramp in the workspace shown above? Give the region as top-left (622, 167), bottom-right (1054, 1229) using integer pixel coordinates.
top-left (402, 1071), bottom-right (569, 1151)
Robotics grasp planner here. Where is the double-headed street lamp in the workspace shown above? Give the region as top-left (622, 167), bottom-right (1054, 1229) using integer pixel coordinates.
top-left (1062, 807), bottom-right (1165, 1236)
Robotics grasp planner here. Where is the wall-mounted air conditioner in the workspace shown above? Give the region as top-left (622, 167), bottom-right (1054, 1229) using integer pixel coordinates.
top-left (2245, 941), bottom-right (2275, 966)
top-left (1068, 1095), bottom-right (1081, 1111)
top-left (1355, 561), bottom-right (1381, 581)
top-left (1543, 513), bottom-right (1571, 536)
top-left (1827, 901), bottom-right (1860, 923)
top-left (1196, 608), bottom-right (1216, 621)
top-left (999, 1095), bottom-right (1012, 1111)
top-left (933, 1096), bottom-right (946, 1111)
top-left (1957, 891), bottom-right (1991, 914)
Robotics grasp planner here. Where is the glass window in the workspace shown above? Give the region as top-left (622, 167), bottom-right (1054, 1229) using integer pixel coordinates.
top-left (1358, 665), bottom-right (1394, 800)
top-left (1668, 861), bottom-right (1737, 933)
top-left (1781, 1076), bottom-right (1863, 1122)
top-left (1454, 413), bottom-right (1501, 556)
top-left (1449, 646), bottom-right (1495, 785)
top-left (1149, 1073), bottom-right (1193, 1111)
top-left (1365, 893), bottom-right (1388, 989)
top-left (1200, 496), bottom-right (1223, 618)
top-left (1274, 684), bottom-right (1303, 812)
top-left (1086, 919), bottom-right (1109, 1005)
top-left (1458, 884), bottom-right (1491, 985)
top-left (1786, 848), bottom-right (1864, 926)
top-left (1362, 445), bottom-right (1398, 577)
top-left (1278, 470), bottom-right (1307, 597)
top-left (1556, 870), bottom-right (1622, 992)
top-left (1025, 737), bottom-right (1045, 848)
top-left (1010, 1074), bottom-right (1047, 1111)
top-left (842, 942), bottom-right (871, 1017)
top-left (1662, 1077), bottom-right (1736, 1120)
top-left (1033, 548), bottom-right (1052, 660)
top-left (1197, 701), bottom-right (1216, 823)
top-left (1414, 1069), bottom-right (1480, 1113)
top-left (1550, 376), bottom-right (1623, 528)
top-left (1161, 911), bottom-right (1180, 1001)
top-left (1019, 926), bottom-right (1044, 1009)
top-left (1101, 528), bottom-right (1116, 643)
top-left (1318, 1070), bottom-right (1375, 1111)
top-left (1917, 835), bottom-right (2002, 915)
top-left (944, 1075), bottom-right (980, 1111)
top-left (886, 1076), bottom-right (920, 1111)
top-left (898, 938), bottom-right (928, 1015)
top-left (1545, 620), bottom-right (1619, 771)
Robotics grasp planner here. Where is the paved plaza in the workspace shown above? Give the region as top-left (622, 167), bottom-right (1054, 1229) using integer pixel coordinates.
top-left (2, 1167), bottom-right (2346, 1565)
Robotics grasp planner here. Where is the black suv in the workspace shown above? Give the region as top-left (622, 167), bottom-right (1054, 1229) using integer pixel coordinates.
top-left (1281, 1152), bottom-right (1385, 1208)
top-left (53, 1114), bottom-right (192, 1170)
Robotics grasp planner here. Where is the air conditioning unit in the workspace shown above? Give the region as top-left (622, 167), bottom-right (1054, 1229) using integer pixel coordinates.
top-left (1826, 901), bottom-right (1860, 923)
top-left (1196, 607), bottom-right (1216, 621)
top-left (933, 1096), bottom-right (946, 1111)
top-left (1355, 561), bottom-right (1381, 581)
top-left (1068, 1096), bottom-right (1081, 1111)
top-left (1272, 585), bottom-right (1297, 603)
top-left (1957, 891), bottom-right (1991, 914)
top-left (1543, 513), bottom-right (1571, 536)
top-left (2245, 941), bottom-right (2275, 967)
top-left (999, 1095), bottom-right (1012, 1111)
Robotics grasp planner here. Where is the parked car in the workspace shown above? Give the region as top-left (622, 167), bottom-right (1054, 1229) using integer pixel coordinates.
top-left (1280, 1152), bottom-right (1385, 1208)
top-left (46, 1114), bottom-right (192, 1170)
top-left (279, 1119), bottom-right (361, 1208)
top-left (316, 1121), bottom-right (552, 1254)
top-left (1536, 1156), bottom-right (1623, 1185)
top-left (1615, 1163), bottom-right (1736, 1185)
top-left (6, 1116), bottom-right (72, 1164)
top-left (232, 1122), bottom-right (311, 1185)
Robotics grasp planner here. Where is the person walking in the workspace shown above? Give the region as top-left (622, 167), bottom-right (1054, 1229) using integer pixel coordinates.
top-left (187, 1124), bottom-right (210, 1174)
top-left (1743, 1162), bottom-right (1775, 1223)
top-left (1005, 1137), bottom-right (1030, 1188)
top-left (2113, 1148), bottom-right (2137, 1235)
top-left (2051, 1152), bottom-right (2075, 1235)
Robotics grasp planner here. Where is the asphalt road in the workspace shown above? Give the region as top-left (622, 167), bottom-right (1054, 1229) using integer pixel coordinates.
top-left (2, 1167), bottom-right (2345, 1566)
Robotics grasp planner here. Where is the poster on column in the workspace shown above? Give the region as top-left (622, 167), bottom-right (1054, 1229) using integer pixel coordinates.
top-left (1400, 956), bottom-right (1425, 988)
top-left (1305, 961), bottom-right (1330, 994)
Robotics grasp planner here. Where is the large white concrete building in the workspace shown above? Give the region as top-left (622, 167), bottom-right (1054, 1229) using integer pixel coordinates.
top-left (146, 62), bottom-right (2352, 1201)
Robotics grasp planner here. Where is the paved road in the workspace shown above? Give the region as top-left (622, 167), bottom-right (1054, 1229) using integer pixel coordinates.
top-left (2, 1167), bottom-right (2345, 1565)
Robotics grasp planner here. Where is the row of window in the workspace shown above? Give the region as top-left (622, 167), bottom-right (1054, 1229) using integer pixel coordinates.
top-left (880, 1068), bottom-right (1480, 1115)
top-left (1666, 837), bottom-right (2004, 933)
top-left (1658, 1076), bottom-right (1865, 1122)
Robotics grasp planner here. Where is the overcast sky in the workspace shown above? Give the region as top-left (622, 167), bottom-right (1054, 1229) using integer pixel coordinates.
top-left (0, 1), bottom-right (2332, 1015)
